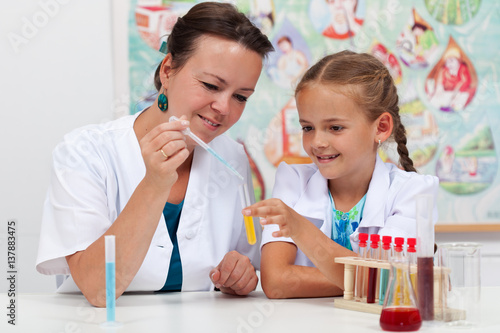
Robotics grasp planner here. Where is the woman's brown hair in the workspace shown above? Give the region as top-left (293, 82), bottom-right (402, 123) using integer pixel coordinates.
top-left (153, 2), bottom-right (274, 91)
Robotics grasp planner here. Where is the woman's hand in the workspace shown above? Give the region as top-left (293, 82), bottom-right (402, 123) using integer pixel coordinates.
top-left (209, 251), bottom-right (258, 296)
top-left (139, 117), bottom-right (191, 195)
top-left (243, 198), bottom-right (308, 239)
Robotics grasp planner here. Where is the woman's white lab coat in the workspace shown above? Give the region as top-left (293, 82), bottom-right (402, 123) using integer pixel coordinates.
top-left (261, 156), bottom-right (439, 266)
top-left (36, 112), bottom-right (259, 292)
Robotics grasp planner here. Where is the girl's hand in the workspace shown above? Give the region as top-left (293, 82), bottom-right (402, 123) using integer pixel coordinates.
top-left (139, 117), bottom-right (190, 195)
top-left (243, 198), bottom-right (307, 239)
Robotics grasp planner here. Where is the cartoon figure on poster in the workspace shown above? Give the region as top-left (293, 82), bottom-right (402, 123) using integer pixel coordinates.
top-left (267, 18), bottom-right (311, 89)
top-left (436, 121), bottom-right (497, 195)
top-left (425, 0), bottom-right (482, 25)
top-left (247, 0), bottom-right (275, 35)
top-left (309, 0), bottom-right (365, 41)
top-left (369, 42), bottom-right (402, 85)
top-left (381, 78), bottom-right (439, 168)
top-left (425, 37), bottom-right (478, 112)
top-left (400, 100), bottom-right (439, 167)
top-left (264, 98), bottom-right (311, 167)
top-left (135, 1), bottom-right (193, 50)
top-left (396, 8), bottom-right (439, 69)
top-left (132, 1), bottom-right (194, 112)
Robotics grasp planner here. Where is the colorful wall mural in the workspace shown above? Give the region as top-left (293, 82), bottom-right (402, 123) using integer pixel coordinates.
top-left (126, 0), bottom-right (500, 225)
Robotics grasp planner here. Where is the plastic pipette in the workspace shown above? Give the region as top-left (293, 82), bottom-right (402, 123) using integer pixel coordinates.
top-left (169, 116), bottom-right (244, 181)
top-left (238, 183), bottom-right (257, 245)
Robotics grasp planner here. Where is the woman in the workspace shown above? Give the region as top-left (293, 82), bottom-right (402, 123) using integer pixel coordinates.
top-left (36, 2), bottom-right (273, 307)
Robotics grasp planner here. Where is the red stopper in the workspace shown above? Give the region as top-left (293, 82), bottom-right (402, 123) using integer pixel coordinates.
top-left (359, 233), bottom-right (368, 247)
top-left (407, 237), bottom-right (417, 253)
top-left (394, 237), bottom-right (404, 252)
top-left (382, 235), bottom-right (392, 250)
top-left (370, 234), bottom-right (380, 248)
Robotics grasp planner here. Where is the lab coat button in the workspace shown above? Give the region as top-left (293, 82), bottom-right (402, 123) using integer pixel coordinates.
top-left (186, 230), bottom-right (195, 239)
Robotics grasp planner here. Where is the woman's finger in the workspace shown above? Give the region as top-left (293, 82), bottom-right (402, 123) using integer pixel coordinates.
top-left (142, 119), bottom-right (190, 143)
top-left (158, 138), bottom-right (188, 161)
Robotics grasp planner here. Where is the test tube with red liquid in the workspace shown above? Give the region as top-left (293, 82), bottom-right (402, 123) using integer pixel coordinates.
top-left (367, 234), bottom-right (380, 303)
top-left (355, 233), bottom-right (368, 302)
top-left (416, 194), bottom-right (434, 321)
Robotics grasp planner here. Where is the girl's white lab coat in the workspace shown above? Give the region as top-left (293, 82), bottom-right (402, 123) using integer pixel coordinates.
top-left (261, 156), bottom-right (439, 267)
top-left (36, 112), bottom-right (259, 292)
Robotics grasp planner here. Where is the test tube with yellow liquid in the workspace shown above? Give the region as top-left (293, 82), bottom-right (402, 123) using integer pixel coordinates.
top-left (239, 183), bottom-right (256, 245)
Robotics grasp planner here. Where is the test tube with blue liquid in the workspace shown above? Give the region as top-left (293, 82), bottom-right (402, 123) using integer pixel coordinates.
top-left (101, 235), bottom-right (121, 328)
top-left (378, 236), bottom-right (392, 305)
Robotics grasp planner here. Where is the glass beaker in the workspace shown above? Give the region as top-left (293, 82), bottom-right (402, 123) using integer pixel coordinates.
top-left (436, 243), bottom-right (482, 327)
top-left (380, 255), bottom-right (422, 332)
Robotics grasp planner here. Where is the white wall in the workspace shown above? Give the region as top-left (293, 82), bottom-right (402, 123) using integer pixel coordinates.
top-left (0, 0), bottom-right (114, 292)
top-left (0, 0), bottom-right (498, 294)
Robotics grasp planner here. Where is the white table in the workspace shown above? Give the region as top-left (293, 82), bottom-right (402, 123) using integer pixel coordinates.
top-left (2, 288), bottom-right (500, 332)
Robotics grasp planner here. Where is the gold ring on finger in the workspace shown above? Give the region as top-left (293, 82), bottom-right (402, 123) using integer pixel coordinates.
top-left (160, 149), bottom-right (169, 159)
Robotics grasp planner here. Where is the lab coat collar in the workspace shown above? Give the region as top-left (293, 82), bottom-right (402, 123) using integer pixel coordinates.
top-left (293, 167), bottom-right (330, 221)
top-left (293, 155), bottom-right (390, 228)
top-left (361, 155), bottom-right (390, 228)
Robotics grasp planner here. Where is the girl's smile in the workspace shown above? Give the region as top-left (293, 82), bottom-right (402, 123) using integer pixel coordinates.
top-left (315, 153), bottom-right (341, 163)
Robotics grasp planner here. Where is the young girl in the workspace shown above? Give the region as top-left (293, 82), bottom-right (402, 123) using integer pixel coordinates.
top-left (243, 50), bottom-right (438, 299)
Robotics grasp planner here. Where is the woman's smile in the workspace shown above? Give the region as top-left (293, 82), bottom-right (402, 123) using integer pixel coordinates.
top-left (198, 114), bottom-right (221, 130)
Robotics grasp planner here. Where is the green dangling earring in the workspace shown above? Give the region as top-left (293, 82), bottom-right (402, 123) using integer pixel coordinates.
top-left (158, 91), bottom-right (168, 111)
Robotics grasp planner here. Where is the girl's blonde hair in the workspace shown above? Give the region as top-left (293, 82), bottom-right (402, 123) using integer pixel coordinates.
top-left (295, 50), bottom-right (416, 172)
